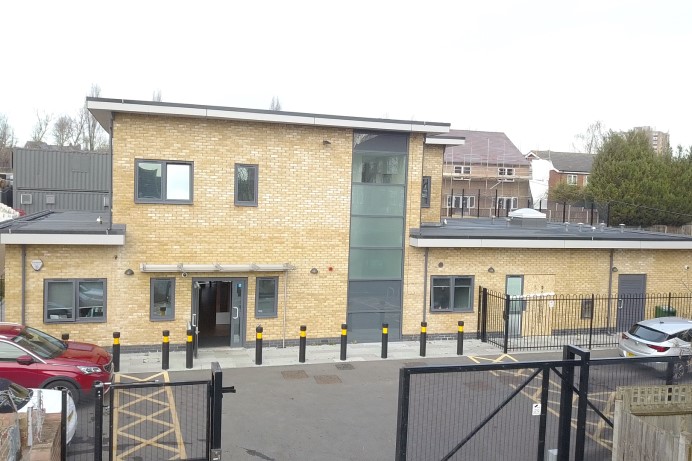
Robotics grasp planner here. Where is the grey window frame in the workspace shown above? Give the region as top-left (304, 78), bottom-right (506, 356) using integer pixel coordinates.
top-left (150, 278), bottom-right (176, 321)
top-left (44, 278), bottom-right (107, 323)
top-left (430, 276), bottom-right (474, 313)
top-left (234, 163), bottom-right (259, 206)
top-left (255, 277), bottom-right (278, 318)
top-left (135, 159), bottom-right (194, 204)
top-left (421, 176), bottom-right (431, 208)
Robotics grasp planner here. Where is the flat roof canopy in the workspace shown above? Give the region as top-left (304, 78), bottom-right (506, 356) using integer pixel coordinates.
top-left (87, 98), bottom-right (451, 135)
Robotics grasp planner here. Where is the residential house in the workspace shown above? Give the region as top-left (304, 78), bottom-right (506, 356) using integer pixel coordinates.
top-left (0, 99), bottom-right (690, 352)
top-left (442, 130), bottom-right (531, 218)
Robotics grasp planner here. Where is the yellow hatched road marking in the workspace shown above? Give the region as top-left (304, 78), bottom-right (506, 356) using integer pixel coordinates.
top-left (112, 371), bottom-right (188, 460)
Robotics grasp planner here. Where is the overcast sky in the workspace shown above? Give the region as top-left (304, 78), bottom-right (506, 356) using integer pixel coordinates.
top-left (3, 0), bottom-right (691, 152)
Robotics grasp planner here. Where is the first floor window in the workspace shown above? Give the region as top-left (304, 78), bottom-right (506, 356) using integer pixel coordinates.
top-left (498, 167), bottom-right (515, 176)
top-left (454, 165), bottom-right (471, 175)
top-left (567, 174), bottom-right (578, 185)
top-left (235, 164), bottom-right (258, 206)
top-left (431, 276), bottom-right (473, 312)
top-left (135, 160), bottom-right (193, 204)
top-left (45, 279), bottom-right (106, 323)
top-left (151, 278), bottom-right (175, 321)
top-left (256, 277), bottom-right (278, 317)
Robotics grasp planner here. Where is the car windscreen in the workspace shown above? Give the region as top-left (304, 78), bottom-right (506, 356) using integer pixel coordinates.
top-left (628, 324), bottom-right (670, 343)
top-left (11, 327), bottom-right (66, 359)
top-left (0, 379), bottom-right (32, 413)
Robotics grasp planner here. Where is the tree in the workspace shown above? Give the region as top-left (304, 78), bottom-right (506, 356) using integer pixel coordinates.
top-left (52, 115), bottom-right (77, 147)
top-left (270, 96), bottom-right (282, 111)
top-left (587, 130), bottom-right (692, 227)
top-left (83, 84), bottom-right (107, 151)
top-left (30, 111), bottom-right (52, 142)
top-left (0, 115), bottom-right (16, 148)
top-left (572, 121), bottom-right (606, 154)
top-left (152, 90), bottom-right (162, 102)
top-left (549, 181), bottom-right (590, 204)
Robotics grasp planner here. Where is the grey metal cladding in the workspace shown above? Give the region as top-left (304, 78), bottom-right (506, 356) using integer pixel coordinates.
top-left (13, 148), bottom-right (110, 191)
top-left (15, 190), bottom-right (109, 214)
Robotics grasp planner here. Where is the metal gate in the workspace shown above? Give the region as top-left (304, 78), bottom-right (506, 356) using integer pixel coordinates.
top-left (395, 346), bottom-right (687, 461)
top-left (62, 362), bottom-right (233, 461)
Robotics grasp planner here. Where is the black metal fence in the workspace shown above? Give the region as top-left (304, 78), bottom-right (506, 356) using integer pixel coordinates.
top-left (477, 287), bottom-right (692, 353)
top-left (62, 363), bottom-right (231, 461)
top-left (395, 346), bottom-right (692, 461)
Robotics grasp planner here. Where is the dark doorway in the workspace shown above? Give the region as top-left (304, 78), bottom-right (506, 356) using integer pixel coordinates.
top-left (191, 278), bottom-right (247, 350)
top-left (616, 274), bottom-right (646, 332)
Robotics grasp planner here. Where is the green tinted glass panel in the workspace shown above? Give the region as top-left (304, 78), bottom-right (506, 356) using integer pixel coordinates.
top-left (78, 281), bottom-right (105, 319)
top-left (46, 281), bottom-right (74, 320)
top-left (351, 184), bottom-right (404, 216)
top-left (349, 249), bottom-right (402, 279)
top-left (350, 217), bottom-right (403, 247)
top-left (453, 277), bottom-right (472, 311)
top-left (137, 162), bottom-right (162, 199)
top-left (352, 152), bottom-right (407, 184)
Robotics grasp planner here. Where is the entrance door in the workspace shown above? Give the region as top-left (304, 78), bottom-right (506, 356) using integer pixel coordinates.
top-left (616, 274), bottom-right (646, 332)
top-left (506, 275), bottom-right (523, 337)
top-left (191, 278), bottom-right (247, 349)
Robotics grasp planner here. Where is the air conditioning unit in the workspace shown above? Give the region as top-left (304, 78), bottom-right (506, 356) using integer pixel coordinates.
top-left (20, 193), bottom-right (32, 205)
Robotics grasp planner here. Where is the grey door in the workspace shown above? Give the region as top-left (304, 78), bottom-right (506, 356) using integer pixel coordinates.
top-left (506, 276), bottom-right (524, 337)
top-left (191, 278), bottom-right (247, 349)
top-left (616, 274), bottom-right (646, 332)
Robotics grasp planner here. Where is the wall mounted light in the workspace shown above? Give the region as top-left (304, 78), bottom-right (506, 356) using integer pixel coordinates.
top-left (611, 266), bottom-right (618, 273)
top-left (488, 267), bottom-right (495, 273)
top-left (438, 262), bottom-right (444, 268)
top-left (310, 267), bottom-right (319, 274)
top-left (323, 140), bottom-right (331, 145)
top-left (124, 268), bottom-right (134, 276)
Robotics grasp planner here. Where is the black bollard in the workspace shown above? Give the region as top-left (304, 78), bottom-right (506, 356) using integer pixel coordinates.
top-left (186, 328), bottom-right (193, 369)
top-left (457, 321), bottom-right (464, 355)
top-left (112, 332), bottom-right (120, 372)
top-left (381, 323), bottom-right (388, 359)
top-left (340, 323), bottom-right (348, 361)
top-left (162, 330), bottom-right (170, 370)
top-left (61, 333), bottom-right (69, 341)
top-left (420, 322), bottom-right (427, 357)
top-left (255, 326), bottom-right (263, 365)
top-left (299, 325), bottom-right (307, 363)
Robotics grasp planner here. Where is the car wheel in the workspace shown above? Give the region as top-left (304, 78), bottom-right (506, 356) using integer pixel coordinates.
top-left (672, 362), bottom-right (687, 380)
top-left (44, 380), bottom-right (80, 405)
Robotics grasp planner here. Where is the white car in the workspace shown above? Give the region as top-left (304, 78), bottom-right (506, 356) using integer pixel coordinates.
top-left (0, 378), bottom-right (77, 445)
top-left (618, 317), bottom-right (692, 378)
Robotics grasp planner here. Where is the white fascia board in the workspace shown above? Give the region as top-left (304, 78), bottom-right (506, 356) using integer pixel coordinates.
top-left (88, 100), bottom-right (450, 134)
top-left (206, 109), bottom-right (310, 125)
top-left (425, 136), bottom-right (466, 145)
top-left (0, 234), bottom-right (125, 245)
top-left (409, 237), bottom-right (692, 250)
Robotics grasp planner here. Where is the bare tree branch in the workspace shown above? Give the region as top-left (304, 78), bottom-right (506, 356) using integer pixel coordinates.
top-left (152, 90), bottom-right (162, 102)
top-left (83, 84), bottom-right (106, 151)
top-left (0, 115), bottom-right (17, 148)
top-left (270, 96), bottom-right (282, 111)
top-left (30, 111), bottom-right (52, 142)
top-left (52, 115), bottom-right (75, 146)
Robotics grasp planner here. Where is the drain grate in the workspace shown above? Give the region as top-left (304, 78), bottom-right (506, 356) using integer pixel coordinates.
top-left (314, 375), bottom-right (342, 384)
top-left (281, 370), bottom-right (309, 380)
top-left (335, 363), bottom-right (354, 370)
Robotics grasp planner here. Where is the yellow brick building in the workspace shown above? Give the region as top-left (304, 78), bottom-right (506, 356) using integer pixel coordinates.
top-left (1, 99), bottom-right (691, 350)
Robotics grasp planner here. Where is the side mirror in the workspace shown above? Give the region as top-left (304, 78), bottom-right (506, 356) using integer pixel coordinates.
top-left (16, 355), bottom-right (35, 366)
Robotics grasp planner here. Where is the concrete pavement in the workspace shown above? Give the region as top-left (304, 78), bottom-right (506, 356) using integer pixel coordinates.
top-left (117, 338), bottom-right (507, 373)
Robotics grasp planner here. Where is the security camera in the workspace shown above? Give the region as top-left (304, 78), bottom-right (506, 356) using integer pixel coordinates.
top-left (181, 272), bottom-right (188, 278)
top-left (685, 265), bottom-right (690, 271)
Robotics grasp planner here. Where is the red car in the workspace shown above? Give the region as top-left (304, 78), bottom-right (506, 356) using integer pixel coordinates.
top-left (0, 323), bottom-right (113, 404)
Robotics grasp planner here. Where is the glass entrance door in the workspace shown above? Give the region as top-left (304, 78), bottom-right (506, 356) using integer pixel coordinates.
top-left (191, 277), bottom-right (247, 349)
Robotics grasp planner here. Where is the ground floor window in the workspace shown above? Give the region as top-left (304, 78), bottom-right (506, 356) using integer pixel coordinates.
top-left (255, 277), bottom-right (278, 318)
top-left (44, 279), bottom-right (106, 322)
top-left (150, 278), bottom-right (175, 321)
top-left (431, 276), bottom-right (474, 312)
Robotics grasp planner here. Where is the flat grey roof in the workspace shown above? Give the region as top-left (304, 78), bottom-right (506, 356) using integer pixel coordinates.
top-left (410, 218), bottom-right (692, 249)
top-left (87, 97), bottom-right (451, 135)
top-left (0, 211), bottom-right (125, 245)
